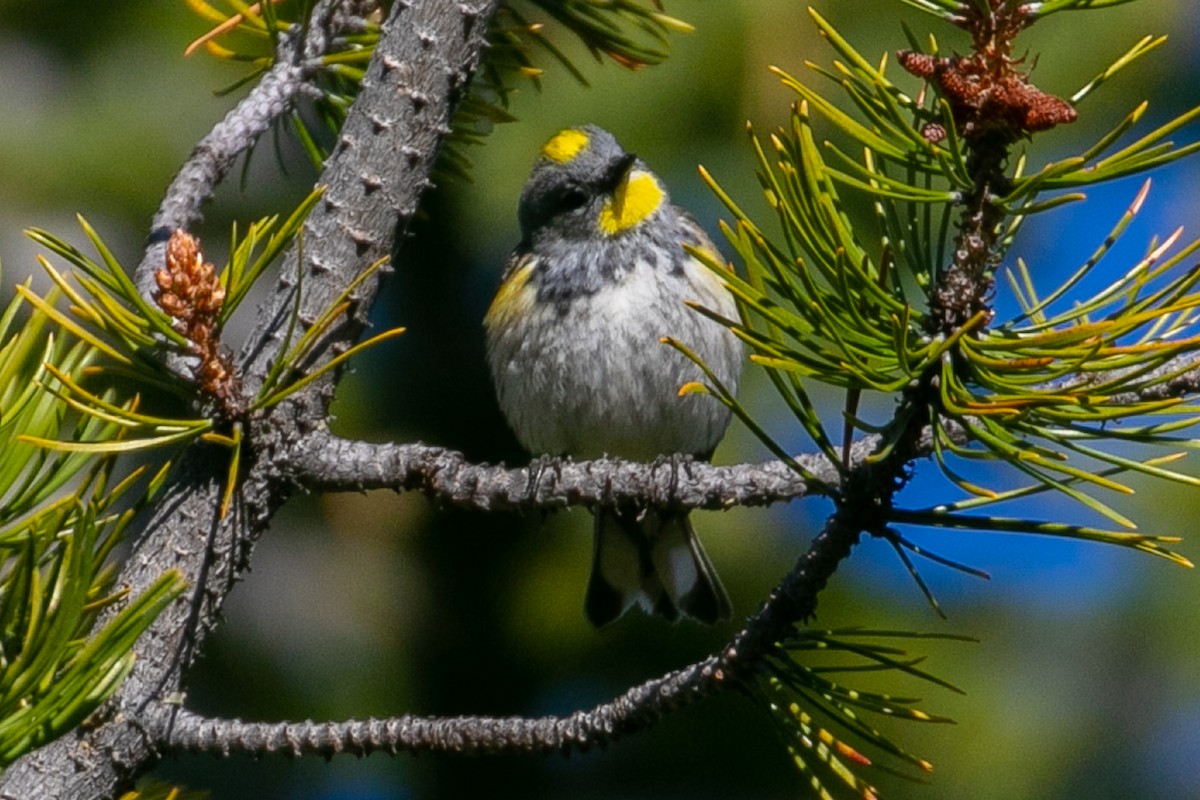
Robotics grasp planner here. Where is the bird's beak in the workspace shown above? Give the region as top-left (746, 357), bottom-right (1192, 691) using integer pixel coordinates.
top-left (607, 153), bottom-right (639, 215)
top-left (606, 153), bottom-right (639, 192)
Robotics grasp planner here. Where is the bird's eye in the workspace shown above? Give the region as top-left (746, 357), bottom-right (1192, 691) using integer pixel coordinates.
top-left (555, 187), bottom-right (588, 213)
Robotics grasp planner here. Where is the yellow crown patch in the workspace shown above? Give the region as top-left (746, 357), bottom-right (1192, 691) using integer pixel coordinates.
top-left (541, 129), bottom-right (590, 163)
top-left (598, 171), bottom-right (663, 235)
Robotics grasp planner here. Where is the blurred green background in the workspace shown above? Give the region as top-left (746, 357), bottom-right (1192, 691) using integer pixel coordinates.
top-left (2, 1), bottom-right (1199, 798)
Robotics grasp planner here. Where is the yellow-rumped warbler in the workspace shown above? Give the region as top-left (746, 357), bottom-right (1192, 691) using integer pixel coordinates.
top-left (484, 125), bottom-right (743, 626)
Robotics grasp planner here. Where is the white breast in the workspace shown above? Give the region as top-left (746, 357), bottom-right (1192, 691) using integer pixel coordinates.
top-left (486, 255), bottom-right (741, 460)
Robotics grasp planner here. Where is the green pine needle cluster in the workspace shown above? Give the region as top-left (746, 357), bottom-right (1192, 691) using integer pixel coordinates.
top-left (0, 274), bottom-right (184, 767)
top-left (898, 0), bottom-right (1139, 20)
top-left (755, 628), bottom-right (973, 800)
top-left (0, 187), bottom-right (397, 764)
top-left (182, 0), bottom-right (691, 177)
top-left (661, 5), bottom-right (1200, 795)
top-left (17, 189), bottom-right (401, 512)
top-left (690, 7), bottom-right (1199, 567)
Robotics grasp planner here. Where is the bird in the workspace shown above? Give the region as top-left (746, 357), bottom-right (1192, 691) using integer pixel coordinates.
top-left (484, 125), bottom-right (743, 626)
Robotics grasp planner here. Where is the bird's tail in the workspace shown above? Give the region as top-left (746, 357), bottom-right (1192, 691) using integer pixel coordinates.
top-left (584, 508), bottom-right (731, 627)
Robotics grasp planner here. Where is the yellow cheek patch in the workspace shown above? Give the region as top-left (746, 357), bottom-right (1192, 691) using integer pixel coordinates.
top-left (484, 261), bottom-right (537, 329)
top-left (598, 171), bottom-right (664, 235)
top-left (541, 129), bottom-right (590, 163)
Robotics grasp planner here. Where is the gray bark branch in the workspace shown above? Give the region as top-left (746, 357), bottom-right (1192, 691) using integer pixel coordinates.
top-left (133, 5), bottom-right (334, 300)
top-left (282, 421), bottom-right (969, 513)
top-left (284, 430), bottom-right (850, 510)
top-left (161, 490), bottom-right (865, 759)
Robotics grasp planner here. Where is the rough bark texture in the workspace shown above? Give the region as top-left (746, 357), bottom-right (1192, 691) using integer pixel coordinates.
top-left (284, 431), bottom-right (846, 509)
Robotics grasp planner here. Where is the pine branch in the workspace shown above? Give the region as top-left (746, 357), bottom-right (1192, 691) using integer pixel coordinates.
top-left (162, 490), bottom-right (869, 759)
top-left (0, 3), bottom-right (501, 798)
top-left (283, 431), bottom-right (847, 509)
top-left (281, 335), bottom-right (1200, 513)
top-left (134, 0), bottom-right (364, 301)
top-left (169, 378), bottom-right (943, 767)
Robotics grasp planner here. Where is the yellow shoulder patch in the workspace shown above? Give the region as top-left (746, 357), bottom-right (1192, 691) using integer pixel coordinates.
top-left (598, 171), bottom-right (664, 235)
top-left (484, 259), bottom-right (537, 330)
top-left (541, 129), bottom-right (590, 163)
